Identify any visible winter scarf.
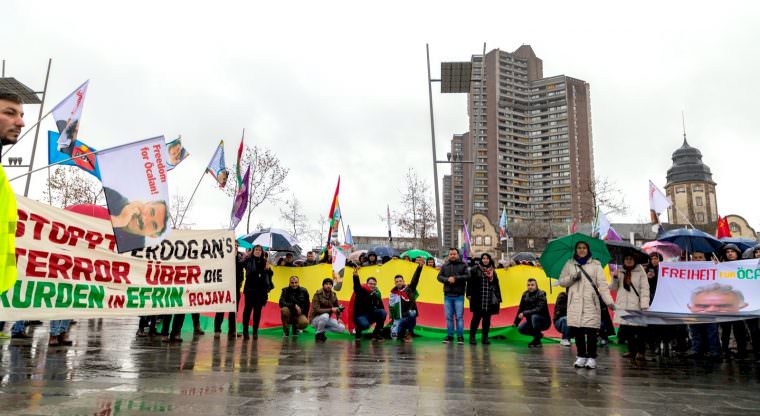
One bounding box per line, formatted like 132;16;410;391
480;264;495;281
574;252;592;265
622;264;635;291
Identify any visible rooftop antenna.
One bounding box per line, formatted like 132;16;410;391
681;110;688;145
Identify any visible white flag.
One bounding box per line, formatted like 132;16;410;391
52;80;89;154
331;247;347;275
649;180;671;223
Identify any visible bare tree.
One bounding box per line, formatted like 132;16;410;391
224;145;289;233
43;166;104;208
386;169;437;248
279;193;310;241
168;193;195;230
587;176;628;216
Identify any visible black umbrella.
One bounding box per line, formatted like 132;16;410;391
604;240;650;265
370;246;399;258
720;237;757;252
658;228;724;254
512;252;538;264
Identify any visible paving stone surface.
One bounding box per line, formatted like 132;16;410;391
1;318;758;415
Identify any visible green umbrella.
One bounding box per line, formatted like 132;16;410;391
539;233;612;279
400;249;434;260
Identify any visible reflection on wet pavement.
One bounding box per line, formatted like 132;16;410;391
1;318;759;415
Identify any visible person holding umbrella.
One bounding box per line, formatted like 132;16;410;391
559;241;615;370
610;254;650;361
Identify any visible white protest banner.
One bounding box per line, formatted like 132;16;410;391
649;260;760;316
98;136;171;253
0;196;236;321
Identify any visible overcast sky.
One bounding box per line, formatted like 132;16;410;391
4;0;760;247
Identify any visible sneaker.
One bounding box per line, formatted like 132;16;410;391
528;339;541;348
457;336;465;345
585;358;597;369
403;333;413;343
442;336;453;344
573;357;587;368
560;339;571;347
482;338;491;345
599;339;608;347
315;333;327;343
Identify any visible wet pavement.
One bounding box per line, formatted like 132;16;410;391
1;318;759;415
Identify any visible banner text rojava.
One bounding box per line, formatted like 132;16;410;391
0;196;236;320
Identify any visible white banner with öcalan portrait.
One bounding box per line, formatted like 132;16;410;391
98;136;171;253
0;196;236;321
620;260;760;324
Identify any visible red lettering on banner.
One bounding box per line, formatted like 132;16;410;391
26;250;48;277
72;257;94;281
16;209;27;237
48;253;73;279
67;226;86;247
94;260;112;282
29;213;50;240
187;266;201;284
112;262;131;284
84;231;104;250
188;293;196;306
49;221;69;244
16;249;131;284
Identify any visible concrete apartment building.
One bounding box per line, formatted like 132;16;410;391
444;45;595;248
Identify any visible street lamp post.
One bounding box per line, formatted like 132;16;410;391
425;44;474;256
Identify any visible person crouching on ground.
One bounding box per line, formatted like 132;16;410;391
279;276;310;337
467;253;502;345
559;241;615;370
351;268;387;344
389;264;423;342
553;291;571;346
610;254;650;361
514;278;551;347
310;278;345;342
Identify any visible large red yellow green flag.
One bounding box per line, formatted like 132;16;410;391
0;165;17;294
324;176;340;248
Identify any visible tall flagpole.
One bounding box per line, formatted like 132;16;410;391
24;59;52;197
229;128;245;230
177;168;206;228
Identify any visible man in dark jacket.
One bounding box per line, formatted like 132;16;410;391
553;291;571;346
279;276;310;336
302;251;318;266
214;244;248;338
390;264;423;342
514;278;551;347
436;248;469;344
352;270;387;343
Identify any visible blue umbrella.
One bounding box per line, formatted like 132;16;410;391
658;228;723;254
719;237;757;252
239;228;299;252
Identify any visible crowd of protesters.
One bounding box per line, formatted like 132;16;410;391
4;90;760;371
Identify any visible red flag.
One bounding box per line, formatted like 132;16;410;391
716;216;732;239
571;221;577;233
235;133;244;188
325;177;340;249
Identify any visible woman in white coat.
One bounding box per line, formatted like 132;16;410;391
610;255;650;361
559;241;615;369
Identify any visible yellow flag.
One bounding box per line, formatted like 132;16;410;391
0;165;17;294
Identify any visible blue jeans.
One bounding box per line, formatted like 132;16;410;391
689;323;720;355
50;320;71;337
444;295;464;337
518;314;550;340
391;310;417;338
354;308;387;335
11;320;25;335
554;317;570;340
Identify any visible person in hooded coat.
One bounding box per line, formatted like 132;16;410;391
610;254;650;360
719;243;749;359
559;241;615;370
466;253;502;345
241;245;274;340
